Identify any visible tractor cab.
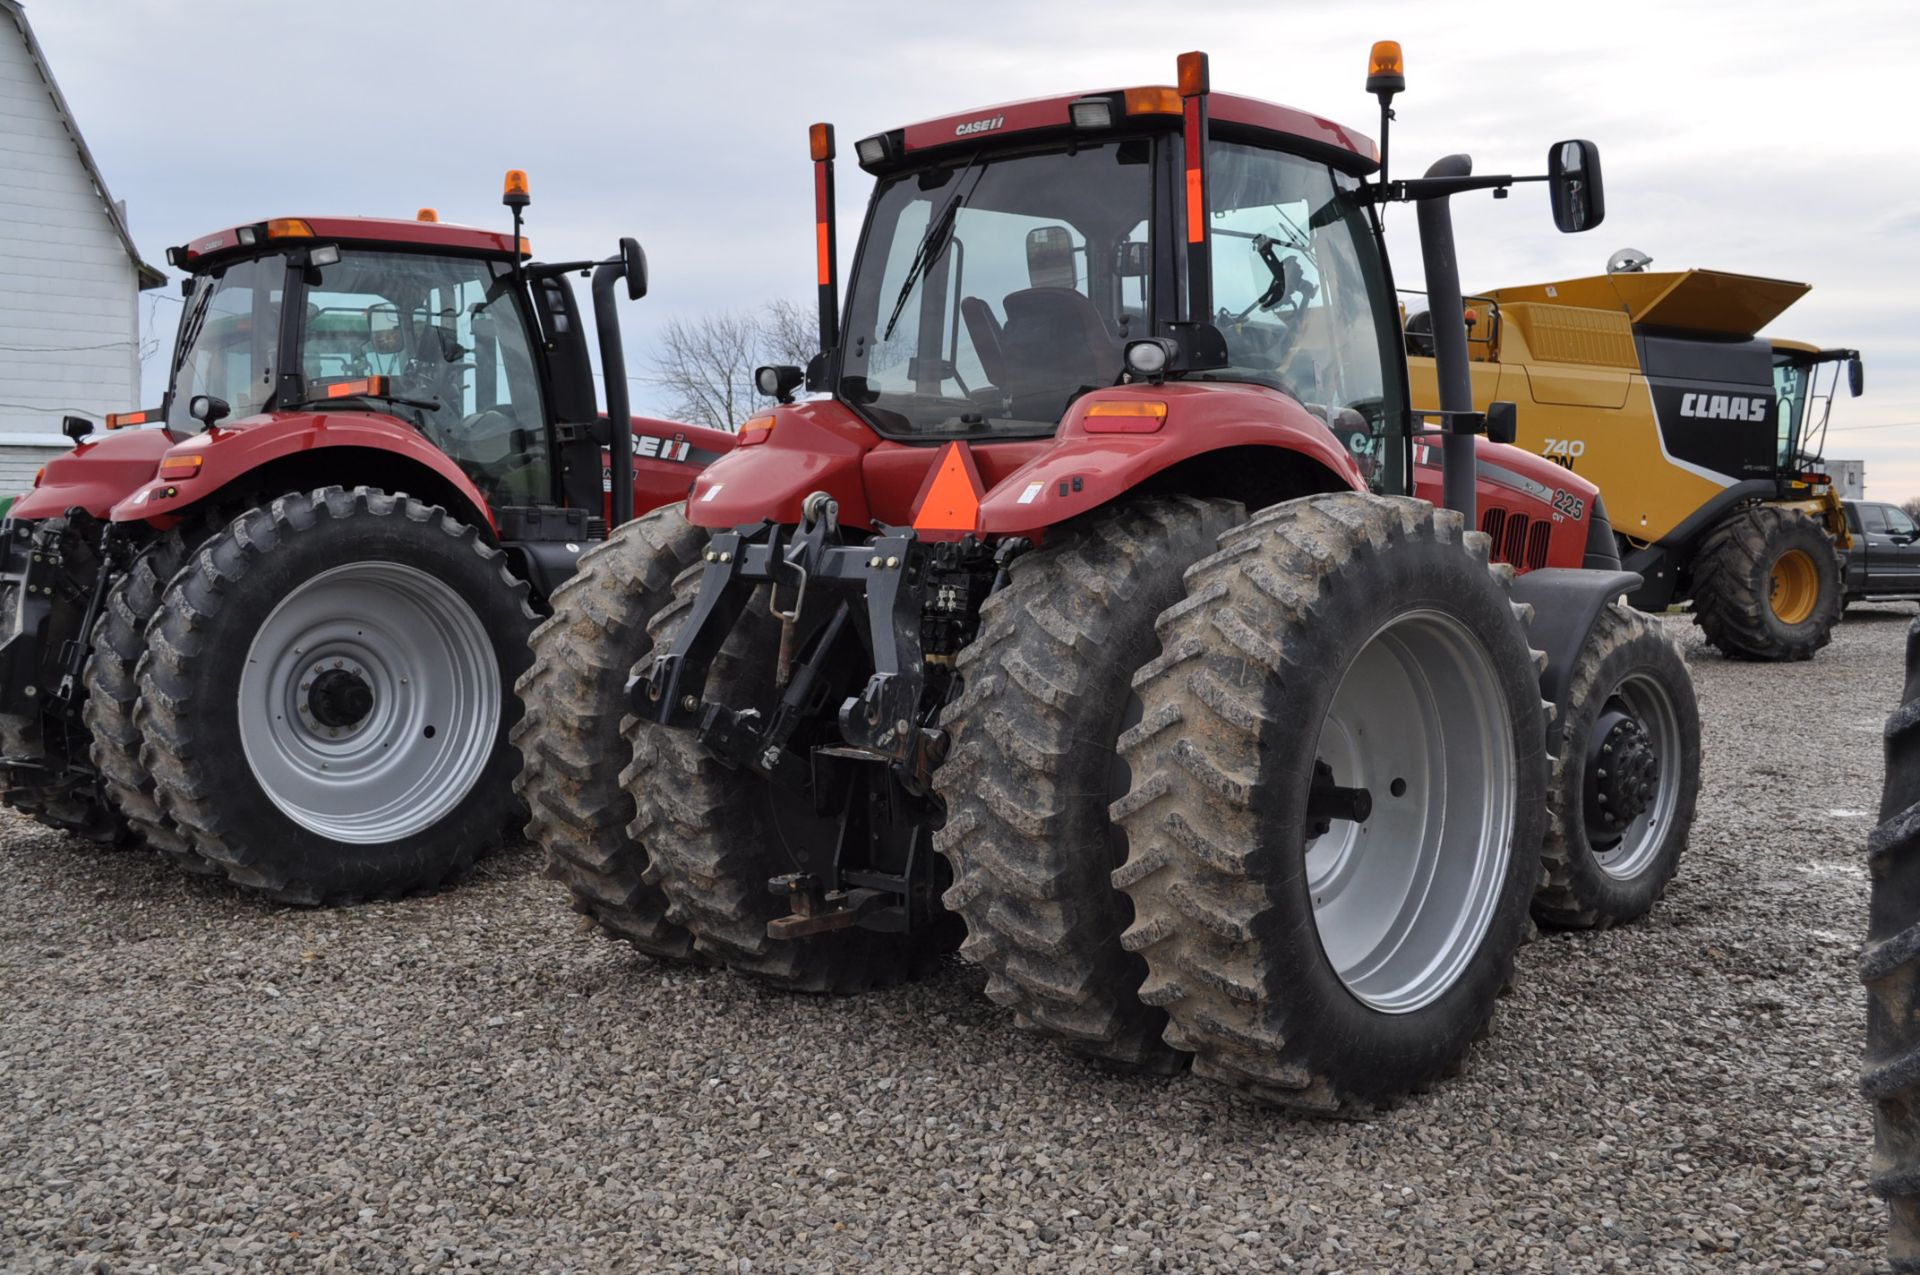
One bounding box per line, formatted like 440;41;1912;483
156;203;620;527
1773;340;1864;480
165;222;554;508
832;99;1397;479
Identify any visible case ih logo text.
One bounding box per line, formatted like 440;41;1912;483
955;115;1005;136
1679;393;1769;422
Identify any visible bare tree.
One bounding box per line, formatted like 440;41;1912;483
1902;497;1920;523
647;300;818;432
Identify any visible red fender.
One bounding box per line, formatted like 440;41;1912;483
976;383;1366;535
11;428;177;521
107;411;497;529
689;400;878;530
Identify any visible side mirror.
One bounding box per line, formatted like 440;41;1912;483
1548;139;1605;234
755;364;804;404
1849;355;1865;398
60;414;93;444
1484;400;1518;445
620;237;648;301
190;394;230;427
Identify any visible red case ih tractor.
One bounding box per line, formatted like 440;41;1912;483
0;176;729;903
518;46;1703;1111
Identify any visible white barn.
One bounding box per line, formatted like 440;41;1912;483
0;0;162;495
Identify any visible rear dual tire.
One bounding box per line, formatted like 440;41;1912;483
1111;493;1548;1114
138;487;536;904
933;496;1243;1072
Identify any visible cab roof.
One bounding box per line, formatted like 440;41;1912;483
171;216;524;269
872;86;1379;175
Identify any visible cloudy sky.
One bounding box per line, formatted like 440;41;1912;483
32;0;1920;496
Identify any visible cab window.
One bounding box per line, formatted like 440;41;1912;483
165;255;283;433
299;250;550;505
1198;139;1402;484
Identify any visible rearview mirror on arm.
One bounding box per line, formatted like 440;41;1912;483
621;237;648;301
1548;140;1605;233
1850;355;1865;398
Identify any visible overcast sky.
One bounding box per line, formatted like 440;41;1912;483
32;0;1920;497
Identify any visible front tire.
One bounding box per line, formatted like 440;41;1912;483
138;487;537;904
1536;605;1701;928
934;496;1242;1073
1112;493;1548;1115
1690;505;1841;661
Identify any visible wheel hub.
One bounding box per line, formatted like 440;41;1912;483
304;664;374;731
1584;708;1659;839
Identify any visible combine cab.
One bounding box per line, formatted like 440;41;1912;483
0;177;730;902
1407;266;1864;660
518;46;1703;1111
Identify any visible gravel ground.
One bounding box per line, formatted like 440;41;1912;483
0;607;1908;1274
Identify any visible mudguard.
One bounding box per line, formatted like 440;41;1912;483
689;400;878;529
106;411;497;530
976;383;1363;535
10;429;175;521
1511;567;1643;725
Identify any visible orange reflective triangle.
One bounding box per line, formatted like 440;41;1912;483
911;441;984;533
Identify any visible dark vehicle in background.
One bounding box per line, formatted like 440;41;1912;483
1843;501;1920;609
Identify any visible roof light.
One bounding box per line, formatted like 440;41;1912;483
809;123;834;162
236;227;258;246
309;244;340;268
502;168;530;208
517;236;532;258
855;135;887;166
322;375;391;400
266;218;313;239
1070;98;1114;129
1177;51;1210;97
1084;400;1168;433
1367;40;1406;99
417;207;439;222
1123;86;1182;116
31;465;43;488
104;409;153;430
158;454;204;480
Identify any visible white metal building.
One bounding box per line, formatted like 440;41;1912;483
0;0;162;495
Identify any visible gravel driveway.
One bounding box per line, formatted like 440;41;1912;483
0;608;1904;1273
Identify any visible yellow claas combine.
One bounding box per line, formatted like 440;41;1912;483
1408;265;1863;661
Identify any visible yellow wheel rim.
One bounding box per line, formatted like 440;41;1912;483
1769;548;1820;625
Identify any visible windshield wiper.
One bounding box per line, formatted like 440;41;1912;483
167;287;215;388
881;155;986;342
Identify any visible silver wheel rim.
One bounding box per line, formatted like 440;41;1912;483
1592;673;1682;881
1306;610;1515;1014
236;562;497;844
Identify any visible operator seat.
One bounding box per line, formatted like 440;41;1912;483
996;287;1123;412
960;297;1010;388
